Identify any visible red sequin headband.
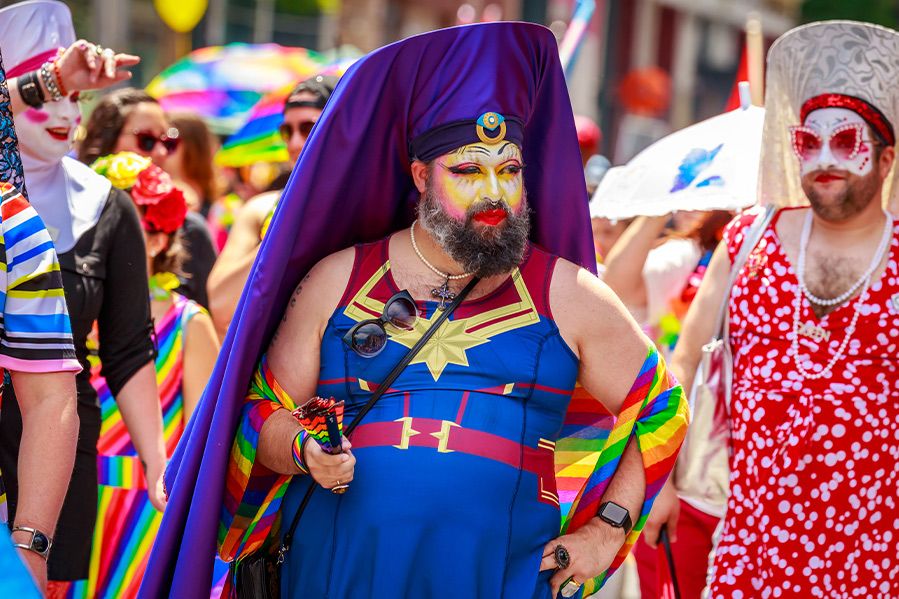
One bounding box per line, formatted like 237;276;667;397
800;93;895;147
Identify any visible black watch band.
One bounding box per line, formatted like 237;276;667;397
11;526;53;559
17;70;46;108
598;501;633;535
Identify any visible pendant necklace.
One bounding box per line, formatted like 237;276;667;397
791;209;893;380
410;220;472;309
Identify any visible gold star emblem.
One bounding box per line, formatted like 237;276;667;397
342;261;541;382
390;312;489;381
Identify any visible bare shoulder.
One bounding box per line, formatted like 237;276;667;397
184;309;219;347
549;257;644;359
241;190;280;218
270;246;357;350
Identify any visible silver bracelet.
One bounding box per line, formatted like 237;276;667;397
39;62;62;102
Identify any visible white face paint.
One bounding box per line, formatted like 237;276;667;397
799;107;876;177
16;96;82;166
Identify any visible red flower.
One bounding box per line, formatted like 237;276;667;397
142;186;187;234
132;164;174;206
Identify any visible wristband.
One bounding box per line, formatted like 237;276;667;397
17;71;45;108
52;60;67;97
11;526;53;560
291;430;309;475
40;63;62;101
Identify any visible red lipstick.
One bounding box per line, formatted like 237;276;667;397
46;127;70;141
814;173;844;183
473;208;507;226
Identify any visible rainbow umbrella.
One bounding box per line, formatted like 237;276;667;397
146;43;326;135
215;48;359;167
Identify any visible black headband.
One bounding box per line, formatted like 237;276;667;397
410;112;524;162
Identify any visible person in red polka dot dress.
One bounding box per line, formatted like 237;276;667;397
656;20;899;599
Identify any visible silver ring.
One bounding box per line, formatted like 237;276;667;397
560;577;581;598
94;44;104;56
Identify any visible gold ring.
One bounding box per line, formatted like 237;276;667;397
94;45;104;56
331;480;349;494
560;577;581;598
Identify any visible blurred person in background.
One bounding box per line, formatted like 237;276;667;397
591;216;631;276
71;152;219;598
79;89;217;309
164;111;221;216
207;74;337;338
602;210;732;357
0;2;166;595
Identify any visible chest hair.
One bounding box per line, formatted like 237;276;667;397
803;251;866;318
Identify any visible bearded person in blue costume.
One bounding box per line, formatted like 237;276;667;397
142;22;688;599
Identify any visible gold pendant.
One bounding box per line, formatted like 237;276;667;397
796;321;831;343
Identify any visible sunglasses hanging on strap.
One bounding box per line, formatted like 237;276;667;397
231;276;480;599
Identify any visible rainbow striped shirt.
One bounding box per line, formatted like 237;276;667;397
0;182;79;375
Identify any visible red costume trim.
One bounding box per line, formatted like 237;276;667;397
801;93;895;146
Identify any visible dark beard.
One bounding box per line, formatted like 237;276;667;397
802;168;881;222
417;186;531;278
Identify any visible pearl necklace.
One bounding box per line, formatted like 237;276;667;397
797;210;894;306
791;210;893;380
409;220;472;309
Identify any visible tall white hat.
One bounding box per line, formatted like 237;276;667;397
0;0;75;76
759;20;899;210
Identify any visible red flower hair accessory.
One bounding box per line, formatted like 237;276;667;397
132;166;187;234
131;163;174;206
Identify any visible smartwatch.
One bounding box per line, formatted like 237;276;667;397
598;501;633;534
11;526;53;559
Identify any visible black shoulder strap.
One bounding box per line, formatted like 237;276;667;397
279;276;481;556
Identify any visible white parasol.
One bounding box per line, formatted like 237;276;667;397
591;88;764;219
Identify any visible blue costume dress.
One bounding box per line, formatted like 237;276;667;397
280;239;577;598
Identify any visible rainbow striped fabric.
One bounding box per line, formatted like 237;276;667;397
65;294;204;599
0;182;78;375
218;355;297;563
561;345;688;594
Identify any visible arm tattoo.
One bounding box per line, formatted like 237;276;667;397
272;273;311;343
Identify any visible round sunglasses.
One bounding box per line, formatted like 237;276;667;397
342;290;418;357
279;120;316;141
133;128;180;154
789;122;881;163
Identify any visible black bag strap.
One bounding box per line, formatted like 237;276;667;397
658;525;682;599
279;276;481;557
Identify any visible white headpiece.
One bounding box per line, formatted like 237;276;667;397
0;0;75;75
759;20;899;210
0;0;110;254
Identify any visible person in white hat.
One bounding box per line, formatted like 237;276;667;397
655;20;899;598
0;1;167;593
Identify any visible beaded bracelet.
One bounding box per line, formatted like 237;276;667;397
39;63;62;101
52;60;67;97
291;430;310;475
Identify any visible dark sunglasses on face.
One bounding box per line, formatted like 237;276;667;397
342;290;419;357
279;120;316;141
133;128;180;154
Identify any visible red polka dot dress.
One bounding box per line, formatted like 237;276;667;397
709;207;899;599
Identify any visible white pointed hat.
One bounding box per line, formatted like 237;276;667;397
759;20;899;210
0;0;75;76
